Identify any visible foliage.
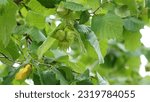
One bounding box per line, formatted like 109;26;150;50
0;0;150;85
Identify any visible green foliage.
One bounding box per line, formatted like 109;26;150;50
0;0;18;46
91;13;123;39
0;0;150;85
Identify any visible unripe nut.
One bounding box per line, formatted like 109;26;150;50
57;6;69;16
55;30;66;41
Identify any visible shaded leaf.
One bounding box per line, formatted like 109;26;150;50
52;68;68;85
146;0;150;8
123;17;144;32
33;72;41;85
37;0;62;8
0;39;20;61
58;66;74;82
41;70;60;85
79;10;90;24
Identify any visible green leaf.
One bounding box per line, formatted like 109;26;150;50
52;68;68;85
67;61;86;73
99;39;108;57
37;36;56;59
123;0;137;14
13;26;46;43
58;66;74;82
75;24;104;64
37;0;62;8
2;66;20;85
41;70;60;85
115;5;130;18
114;0;137;14
0;0;8;5
13;25;29;35
66;0;87;5
123;17;144;32
28;0;55;16
75;69;93;85
96;72;109;85
28;27;46;43
33;72;41;85
87;31;104;63
26;11;45;29
79;10;90;24
0;64;8;77
146;0;150;8
140;76;150;85
123;31;141;51
4;39;20;60
126;56;141;69
28;0;47;14
64;2;87;11
0;0;18;46
0;39;20;61
91;13;123;39
86;0;100;10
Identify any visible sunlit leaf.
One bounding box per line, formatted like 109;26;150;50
37;36;56;59
123;31;141;51
26;11;45;29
